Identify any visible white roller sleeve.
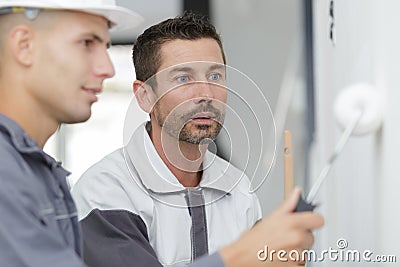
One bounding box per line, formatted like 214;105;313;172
334;84;385;135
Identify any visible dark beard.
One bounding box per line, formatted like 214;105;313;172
156;102;225;144
178;121;223;144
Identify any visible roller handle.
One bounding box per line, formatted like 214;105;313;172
294;195;316;212
283;130;316;212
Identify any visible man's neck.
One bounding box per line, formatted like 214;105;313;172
148;122;208;188
0;93;58;148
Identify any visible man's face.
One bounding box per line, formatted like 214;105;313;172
150;38;228;144
28;11;114;124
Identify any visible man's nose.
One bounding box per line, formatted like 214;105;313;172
94;49;115;79
192;81;214;104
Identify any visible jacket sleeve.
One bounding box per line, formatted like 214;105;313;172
80;208;226;267
0;176;85;267
80;208;162;267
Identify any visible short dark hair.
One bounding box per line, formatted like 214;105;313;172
132;12;226;82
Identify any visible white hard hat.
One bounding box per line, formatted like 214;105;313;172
0;0;143;31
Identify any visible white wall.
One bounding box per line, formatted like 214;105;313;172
313;0;399;265
374;0;400;259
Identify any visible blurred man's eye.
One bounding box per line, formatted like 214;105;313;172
80;39;94;47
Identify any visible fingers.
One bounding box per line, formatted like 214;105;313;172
275;187;302;215
274;186;324;232
283;212;324;249
287;248;307;266
277;224;316;250
297;229;315;250
292;212;325;230
221;190;325;267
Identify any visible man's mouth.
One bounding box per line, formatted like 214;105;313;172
82;87;102;102
190;112;217;124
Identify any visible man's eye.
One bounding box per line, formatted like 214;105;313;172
81;39;94;47
177;76;190;83
209;73;221;81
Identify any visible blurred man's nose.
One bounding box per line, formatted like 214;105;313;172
94;50;115;79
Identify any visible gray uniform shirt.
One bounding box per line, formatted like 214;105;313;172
0;113;84;267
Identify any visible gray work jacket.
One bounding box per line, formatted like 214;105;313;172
0;113;85;267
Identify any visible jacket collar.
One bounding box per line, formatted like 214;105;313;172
125;122;242;195
0;113;69;171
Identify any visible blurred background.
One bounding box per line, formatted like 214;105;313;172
45;0;399;266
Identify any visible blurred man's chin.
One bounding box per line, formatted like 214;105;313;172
63;111;92;124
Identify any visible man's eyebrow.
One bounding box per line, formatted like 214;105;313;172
168;64;226;74
208;64;226;72
89;33;111;48
168;66;194;74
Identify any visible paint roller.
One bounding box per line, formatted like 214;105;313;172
284;83;385;212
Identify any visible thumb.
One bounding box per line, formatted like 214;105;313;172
275;187;301;214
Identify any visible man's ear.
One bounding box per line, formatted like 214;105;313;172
9;25;35;66
133;80;156;113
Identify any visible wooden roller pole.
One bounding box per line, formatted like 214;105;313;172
283;130;294;199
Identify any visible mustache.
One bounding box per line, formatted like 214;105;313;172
183;103;225;121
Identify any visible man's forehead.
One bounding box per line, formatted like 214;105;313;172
166;62;226;74
55;10;111;37
158;39;224;68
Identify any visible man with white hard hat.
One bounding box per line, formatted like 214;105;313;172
0;0;141;266
0;1;323;266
